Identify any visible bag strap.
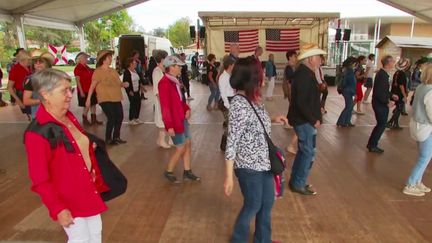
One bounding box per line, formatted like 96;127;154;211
236;94;274;145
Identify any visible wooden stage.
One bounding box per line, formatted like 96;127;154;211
0;82;431;243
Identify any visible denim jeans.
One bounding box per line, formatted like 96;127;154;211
289;123;317;189
232;169;274;243
208;83;220;106
407;134;432;186
337;91;354;126
367;103;389;148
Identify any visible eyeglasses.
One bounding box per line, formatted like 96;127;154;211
60;87;75;95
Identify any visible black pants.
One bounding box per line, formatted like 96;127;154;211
321;88;328;108
100;102;123;141
388;99;404;127
127;92;141;121
183;79;190;98
367;103;389;148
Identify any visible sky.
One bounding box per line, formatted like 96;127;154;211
127;0;410;32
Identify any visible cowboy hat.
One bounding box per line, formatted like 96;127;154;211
96;50;114;63
163;55;186;67
297;43;326;60
396;58;411;71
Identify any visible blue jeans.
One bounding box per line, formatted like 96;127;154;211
337;91;354;126
171;120;191;146
289;123;317;189
232;169;274;243
407;134;432;186
208;83;220;106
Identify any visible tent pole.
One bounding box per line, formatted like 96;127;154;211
410;18;415;38
14;15;26;49
77;24;86;52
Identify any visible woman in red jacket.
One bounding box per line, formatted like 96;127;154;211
24;69;109;242
158;56;200;183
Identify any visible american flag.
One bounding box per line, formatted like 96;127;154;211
224;29;259;53
265;29;300;52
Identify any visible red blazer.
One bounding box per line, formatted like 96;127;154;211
158;74;190;133
24;105;108;220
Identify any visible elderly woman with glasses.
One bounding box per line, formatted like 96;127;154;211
24;69;109;243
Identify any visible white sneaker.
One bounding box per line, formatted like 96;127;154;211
134;119;144;124
129;120;138;125
416;182;431;193
403;185;426;196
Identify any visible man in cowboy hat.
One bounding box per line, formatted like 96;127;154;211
287;43;325;195
387;57;411;129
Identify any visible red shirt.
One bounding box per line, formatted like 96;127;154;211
74;63;94;93
158;75;190;133
24;105;108;220
9;63;31;91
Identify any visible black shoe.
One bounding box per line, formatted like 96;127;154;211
183;170;201;181
164;171;181;184
114;138;127;144
290;186;317;195
347;123;355;127
368;147;384;153
106;139;119;145
390;125;403;130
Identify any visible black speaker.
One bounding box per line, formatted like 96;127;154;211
343;29;351;41
335;28;342;41
199;26;205;39
189;26;196;39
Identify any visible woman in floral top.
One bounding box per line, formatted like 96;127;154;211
224;57;287;243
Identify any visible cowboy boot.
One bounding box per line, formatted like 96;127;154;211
82;115;91;126
91;114;103;125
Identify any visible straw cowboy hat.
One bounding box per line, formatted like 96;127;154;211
29;49;55;67
396;57;411;71
96;50;114;63
297;43;326;60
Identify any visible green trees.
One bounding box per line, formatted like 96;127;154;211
84;10;134;53
166;17;191;48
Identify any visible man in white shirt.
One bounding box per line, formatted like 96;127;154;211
363;54;376;103
218;55;236;151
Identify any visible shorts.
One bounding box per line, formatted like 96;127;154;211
171;120;191;146
364;78;373;88
78;92;97;107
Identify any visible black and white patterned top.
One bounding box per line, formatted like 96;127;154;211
225;95;271;171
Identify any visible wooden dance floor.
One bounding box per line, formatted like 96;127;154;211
0;82;431;243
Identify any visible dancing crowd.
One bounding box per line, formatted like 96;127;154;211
0;42;429;243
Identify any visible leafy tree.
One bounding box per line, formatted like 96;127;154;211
152;27;166;38
0;22;18;63
84;10;134;54
166;17;191;48
25;26;74;47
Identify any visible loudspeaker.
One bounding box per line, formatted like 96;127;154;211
343;29;351;41
199;26;206;39
335;28;342;41
189;26;196;39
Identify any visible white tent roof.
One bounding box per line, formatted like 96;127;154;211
0;0;149;30
378;0;432;23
